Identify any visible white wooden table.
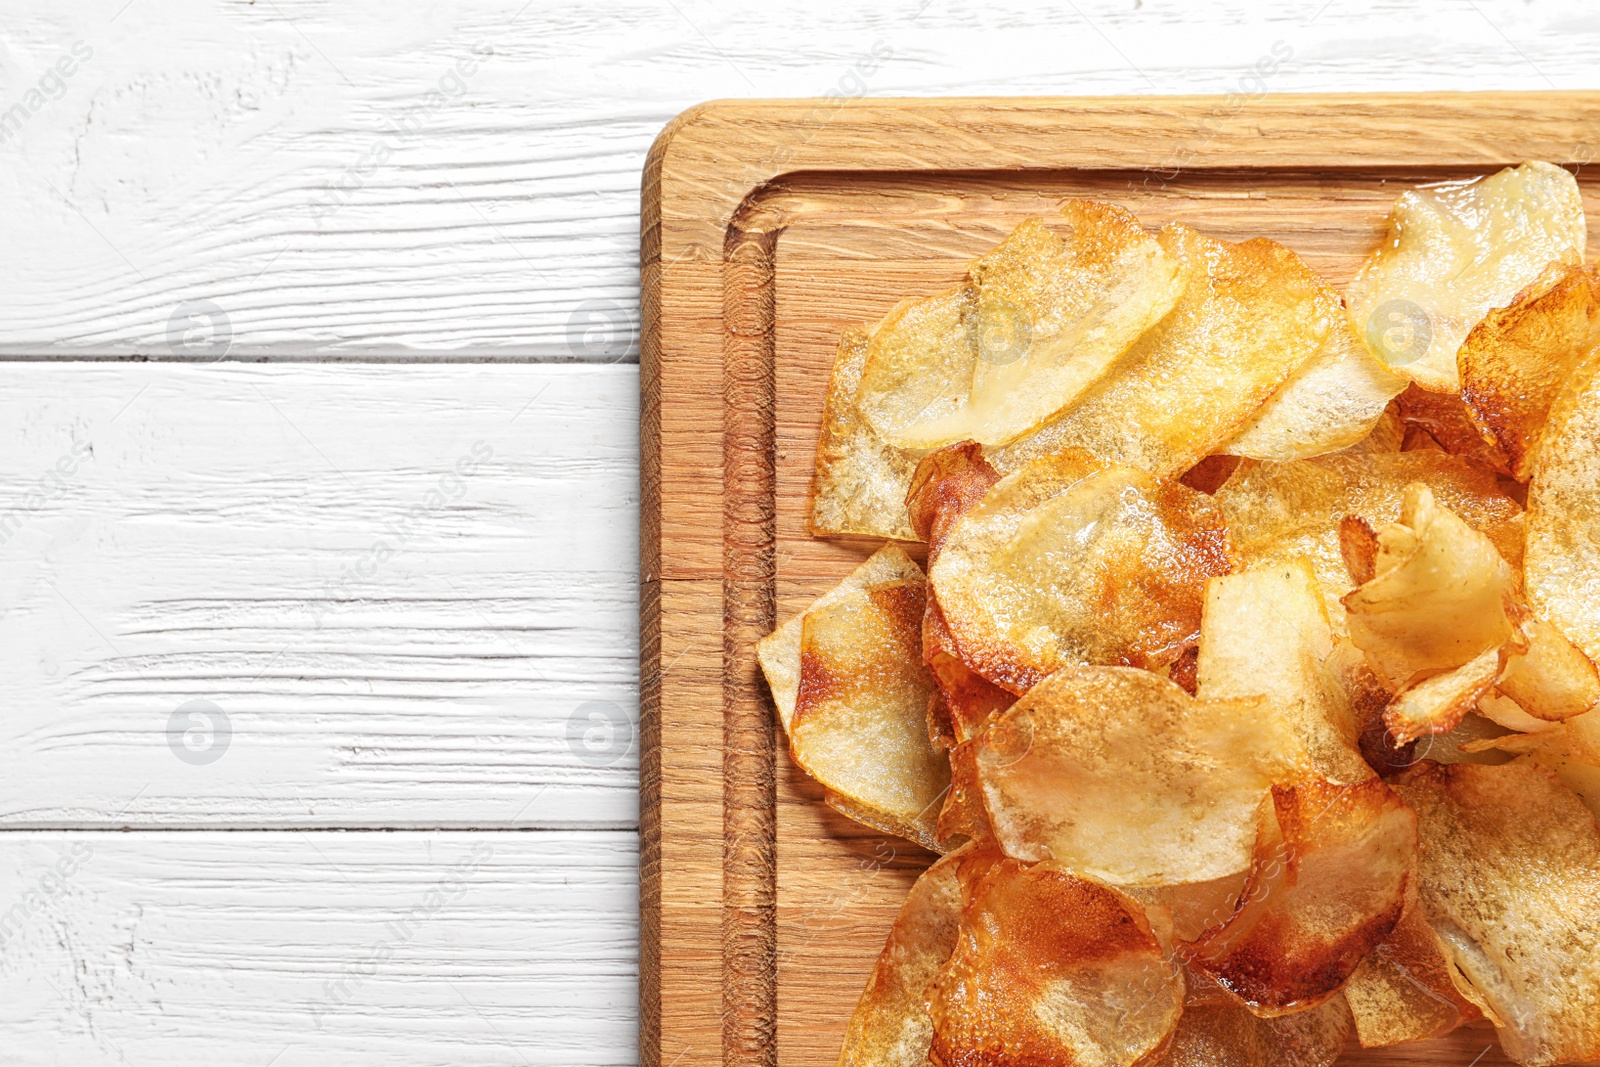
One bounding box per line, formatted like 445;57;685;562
0;1;1594;1062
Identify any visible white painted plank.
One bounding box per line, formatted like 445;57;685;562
0;829;638;1066
0;0;1596;358
0;362;640;828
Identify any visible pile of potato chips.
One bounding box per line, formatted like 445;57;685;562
761;162;1600;1067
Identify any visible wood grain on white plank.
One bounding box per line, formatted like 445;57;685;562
0;830;638;1066
0;362;640;828
1;0;1598;358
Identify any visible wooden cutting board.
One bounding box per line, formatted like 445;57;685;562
640;93;1600;1067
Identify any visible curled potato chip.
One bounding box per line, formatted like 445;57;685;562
1497;605;1600;724
1391;760;1600;1067
759;545;925;733
1342;484;1516;689
930;450;1232;694
929;852;1183;1067
991;223;1335;479
1460;262;1600;480
1344;881;1480;1048
858;203;1185;451
1383;644;1504;746
1215;450;1523;635
1153;972;1353;1067
1224;316;1405;462
1197;558;1373;784
1182;778;1414;1016
975;666;1307;885
1526;351;1600;665
837;852;962;1067
1346;161;1587;391
793;580;950;849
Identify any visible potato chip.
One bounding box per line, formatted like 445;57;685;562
1526;350;1600;664
975;666;1308;885
1214;450;1523;635
1153;972;1353;1067
990;223;1335;479
1224;317;1405;462
793;580;950;849
1342;484;1516;688
1340;401;1406;456
838;852;963;1067
1497;605;1600;724
1467;709;1600;819
1344;881;1480;1048
1460;262;1600;480
857;202;1185;451
929;852;1183;1067
1338;515;1379;586
931;450;1232;694
810;327;926;540
1125;874;1249;947
1197;558;1373;783
758;544;925;734
1391;760;1600;1067
1394;383;1513;475
935;742;992;852
1383;644;1504;746
1182;779;1414;1015
1346;161;1587;391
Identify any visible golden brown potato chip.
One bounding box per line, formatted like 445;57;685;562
975;666;1308;884
1339;515;1380;586
1460;262;1600;480
758;544;925;733
1346;161;1587;391
931;450;1232;694
935;742;991;852
793;580;950;849
1526;351;1600;665
1197;558;1373;784
1391;760;1600;1067
810;326;926;540
1215;450;1523;636
1497;604;1600;724
1383;644;1504;745
990;223;1335;479
857;202;1185;451
929;853;1183;1067
1224;317;1405;462
1182;778;1414;1015
1153;972;1353;1067
838;852;962;1067
1125;873;1249;947
1342;484;1516;689
1344;881;1480;1047
1394;382;1513;475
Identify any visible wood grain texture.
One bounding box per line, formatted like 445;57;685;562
641;94;1600;1067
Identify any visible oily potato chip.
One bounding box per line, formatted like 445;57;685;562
1197;558;1373;784
930;450;1232;694
837;852;962;1067
1526;350;1600;664
1344;881;1481;1048
1215;450;1523;635
991;223;1335;479
1460;262;1600;480
1125;874;1250;948
857;202;1185;451
1342;484;1517;688
935;742;992;852
758;544;925;733
1394;383;1513;476
1223;317;1406;462
1151;982;1352;1067
975;666;1308;885
1391;760;1600;1067
1382;644;1504;746
929;853;1183;1067
1346;161;1587;391
793;580;951;849
1182;779;1414;1016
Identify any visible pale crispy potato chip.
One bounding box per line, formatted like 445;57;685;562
758;544;925;733
1182;779;1414;1015
1476;691;1558;735
975;666;1308;885
837;852;962;1067
990;223;1335;479
810;326;926;540
1383;643;1503;747
1391;760;1600;1067
1497;605;1600;724
1467;709;1600;819
1215;451;1523;636
857;202;1185;451
1339;401;1406;456
1344;881;1480;1048
929;852;1183;1067
793;580;950;849
1342;484;1516;689
1460;262;1600;480
1526;350;1600;665
1224;317;1405;462
1197;558;1373;784
1346;161;1587;391
1394;383;1513;475
931;450;1232;694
